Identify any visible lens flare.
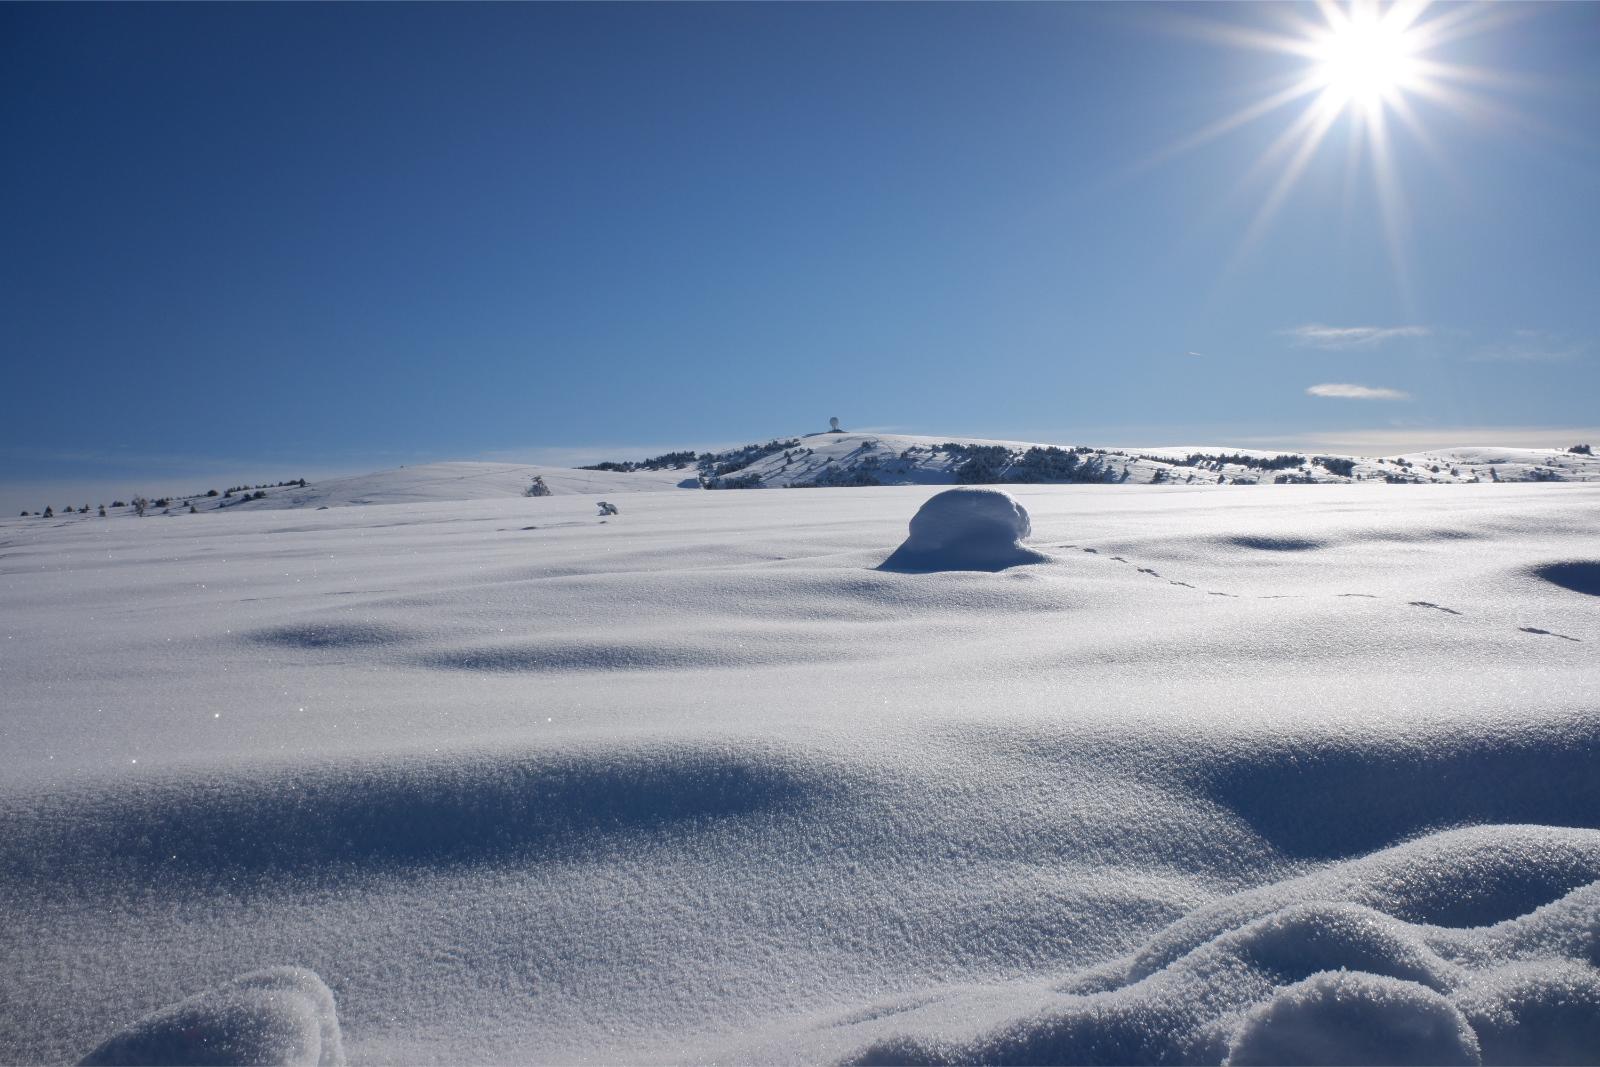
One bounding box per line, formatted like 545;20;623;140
1147;0;1525;296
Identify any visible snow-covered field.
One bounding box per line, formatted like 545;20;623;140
3;481;1598;1064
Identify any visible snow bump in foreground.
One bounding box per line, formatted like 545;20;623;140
78;968;344;1067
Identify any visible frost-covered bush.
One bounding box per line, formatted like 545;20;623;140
705;473;764;490
799;467;881;488
1316;456;1357;477
704;438;801;477
939;444;1010;484
1009;446;1085;482
1186;452;1306;472
524;476;552;498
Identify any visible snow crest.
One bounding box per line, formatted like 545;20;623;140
848;826;1600;1066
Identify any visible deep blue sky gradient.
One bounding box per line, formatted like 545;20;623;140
4;3;1598;506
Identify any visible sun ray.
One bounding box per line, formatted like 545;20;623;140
1132;72;1327;173
1363;101;1417;312
1151;0;1552;295
1232;93;1344;264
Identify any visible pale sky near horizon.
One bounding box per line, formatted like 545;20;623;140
4;2;1598;510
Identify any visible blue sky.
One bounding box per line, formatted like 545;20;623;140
3;2;1597;509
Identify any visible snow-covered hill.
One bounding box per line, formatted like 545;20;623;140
699;431;1600;489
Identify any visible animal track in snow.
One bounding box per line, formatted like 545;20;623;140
1519;627;1580;642
1071;548;1583;648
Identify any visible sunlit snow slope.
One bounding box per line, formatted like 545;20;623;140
712;431;1600;488
229;461;689;510
2;483;1597;1064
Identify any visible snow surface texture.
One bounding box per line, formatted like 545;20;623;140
880;487;1048;572
79;968;343;1067
2;480;1598;1064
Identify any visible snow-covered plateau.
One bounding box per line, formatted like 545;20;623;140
3;472;1599;1065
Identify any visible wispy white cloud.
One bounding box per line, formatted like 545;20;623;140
1307;383;1411;400
1283;324;1431;348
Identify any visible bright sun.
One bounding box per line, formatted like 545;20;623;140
1312;9;1421;111
1157;0;1515;287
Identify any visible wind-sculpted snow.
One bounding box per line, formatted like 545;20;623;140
880;487;1049;572
2;744;826;888
1196;716;1600;864
79;968;344;1067
1;483;1596;1064
845;827;1600;1066
1225;971;1482;1066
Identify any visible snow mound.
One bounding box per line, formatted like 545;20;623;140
79;967;343;1066
1456;961;1600;1065
879;487;1048;572
846;825;1600;1066
1225;971;1481;1066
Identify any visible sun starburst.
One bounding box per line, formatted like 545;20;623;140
1157;0;1521;298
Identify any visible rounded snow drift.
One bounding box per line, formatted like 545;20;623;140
80;967;345;1067
1226;970;1480;1067
879;487;1047;573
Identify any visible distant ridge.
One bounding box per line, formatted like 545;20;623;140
50;433;1598;518
601;431;1600;491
